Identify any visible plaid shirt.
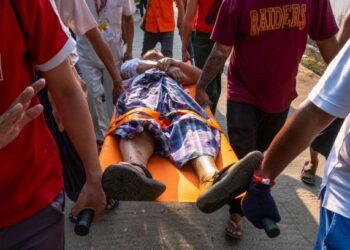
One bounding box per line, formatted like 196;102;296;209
115;68;220;167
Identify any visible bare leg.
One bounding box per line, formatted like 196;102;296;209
120;131;155;167
226;213;244;239
190;156;218;193
301;148;319;185
102;131;165;201
309;148;319;172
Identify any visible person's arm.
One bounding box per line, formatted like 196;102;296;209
0;80;45;149
174;61;201;83
195;42;232;105
122;14;135;61
242;38;350;230
260;101;335;180
316;18;350;68
85;27;123;98
175;0;185;35
136;60;158;73
181;0;197;62
317;36;339;64
42;59;107;217
130;57;201;83
158;57;201;83
337;10;350;48
241;101;335;229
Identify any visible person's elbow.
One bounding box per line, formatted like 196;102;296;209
298;100;336;131
43;59;83;99
316;36;339;64
123;15;134;24
85;27;104;45
213;42;232;58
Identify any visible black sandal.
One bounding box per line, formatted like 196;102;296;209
301;161;316;185
196;151;263;213
102;162;166;201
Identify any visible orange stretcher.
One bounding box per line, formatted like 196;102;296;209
99;85;239;202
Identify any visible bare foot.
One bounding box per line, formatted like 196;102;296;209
226;213;244;239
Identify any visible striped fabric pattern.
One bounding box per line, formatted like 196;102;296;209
115;69;221;167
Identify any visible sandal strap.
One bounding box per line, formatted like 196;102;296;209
212;162;236;185
130;162;153;179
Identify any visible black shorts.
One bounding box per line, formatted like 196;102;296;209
311;118;344;158
38;88;85;201
226;100;289;159
226;101;289;215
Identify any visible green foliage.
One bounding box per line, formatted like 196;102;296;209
301;56;326;76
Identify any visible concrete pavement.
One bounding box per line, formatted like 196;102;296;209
65;13;324;250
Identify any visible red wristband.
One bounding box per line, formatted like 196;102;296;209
252;170;276;187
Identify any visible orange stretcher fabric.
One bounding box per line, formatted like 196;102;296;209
99;85;239;202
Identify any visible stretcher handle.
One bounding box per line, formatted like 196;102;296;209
262;217;280;238
74;209;94;236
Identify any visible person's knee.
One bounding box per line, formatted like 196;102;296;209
227;126;257;159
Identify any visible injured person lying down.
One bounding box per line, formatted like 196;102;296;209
102;50;261;212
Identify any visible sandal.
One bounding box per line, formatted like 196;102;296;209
301;161;316;185
102;162;166;201
226;213;244;239
196;151;263;213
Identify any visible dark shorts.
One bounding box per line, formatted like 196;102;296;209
38;88;85;202
0;191;64;250
142;31;174;57
226;101;289;215
226;100;289;159
311;118;344;158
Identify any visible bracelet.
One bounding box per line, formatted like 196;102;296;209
252;170;276;187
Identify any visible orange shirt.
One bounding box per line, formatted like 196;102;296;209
196;0;217;34
145;0;175;33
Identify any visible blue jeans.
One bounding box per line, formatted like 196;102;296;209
314;188;350;250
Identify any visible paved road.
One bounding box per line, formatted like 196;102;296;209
65;12;324;250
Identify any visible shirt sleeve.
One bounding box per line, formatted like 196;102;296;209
210;0;240;46
13;0;76;72
309;0;338;41
121;58;140;79
62;0;98;36
123;0;136;16
308;40;350;118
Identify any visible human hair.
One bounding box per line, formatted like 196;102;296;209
142;49;164;61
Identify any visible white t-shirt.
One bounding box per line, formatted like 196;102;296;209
54;0;97;36
54;0;98;64
308;39;350;219
77;0;136;66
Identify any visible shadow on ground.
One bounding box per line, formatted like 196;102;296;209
65;174;320;250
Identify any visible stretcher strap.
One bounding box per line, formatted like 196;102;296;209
107;107;222;135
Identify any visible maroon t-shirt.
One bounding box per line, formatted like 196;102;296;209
211;0;338;112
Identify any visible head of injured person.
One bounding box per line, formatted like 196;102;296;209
142;49;164;61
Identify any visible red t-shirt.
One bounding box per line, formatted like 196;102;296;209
211;0;339;112
196;0;221;33
0;0;75;227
